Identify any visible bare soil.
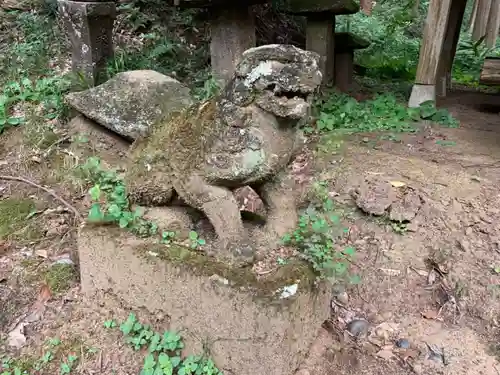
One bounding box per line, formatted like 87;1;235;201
1;89;500;374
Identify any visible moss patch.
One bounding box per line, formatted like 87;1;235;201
0;198;35;239
134;240;318;301
43;263;78;295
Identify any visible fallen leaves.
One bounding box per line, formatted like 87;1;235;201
7;322;28;348
6;283;52;349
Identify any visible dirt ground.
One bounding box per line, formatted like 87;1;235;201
2;89;500;374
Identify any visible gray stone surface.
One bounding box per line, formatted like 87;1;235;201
58;0;116;86
65;70;193;140
78;227;331;375
409;84;436;108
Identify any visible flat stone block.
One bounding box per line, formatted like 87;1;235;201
78;226;331;375
283;0;359;15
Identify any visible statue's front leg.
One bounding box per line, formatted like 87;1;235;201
257;173;299;241
175;174;254;265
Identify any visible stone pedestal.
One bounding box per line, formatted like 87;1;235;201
210;6;256;87
58;0;116;86
78;226;331;375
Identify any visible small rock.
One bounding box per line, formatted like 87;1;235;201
335;291;349;306
279;284;298;299
233;186;266;218
347;319;370;337
352;178;395;216
209;274;229;285
411;363;423;374
389;189;422;222
375;327;389;341
396;338;410;349
332;285;349;305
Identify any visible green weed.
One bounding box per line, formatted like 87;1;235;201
80;157;158;237
0;76;70;134
312;91;458;135
282;181;359;283
80;157;205;249
188;231;206;250
111;313;223;375
1;337;78;375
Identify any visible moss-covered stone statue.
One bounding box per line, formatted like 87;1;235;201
125;44;322;266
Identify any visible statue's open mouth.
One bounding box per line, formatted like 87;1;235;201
266;83;310;102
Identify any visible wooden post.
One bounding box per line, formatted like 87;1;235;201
485;0;500;48
408;0;453;107
472;0;493;41
436;0;468;97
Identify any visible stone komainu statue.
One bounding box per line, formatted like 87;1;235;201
125;44;322;265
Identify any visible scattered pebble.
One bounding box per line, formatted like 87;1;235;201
375;327;389;341
334;291;349;306
411;363;423;374
396;338;410;349
347;319;370;337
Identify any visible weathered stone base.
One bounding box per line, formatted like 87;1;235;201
78;226;331;375
408;83;436;107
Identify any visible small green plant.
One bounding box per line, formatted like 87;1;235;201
277;257;288;266
188;231;206;249
117;313;222;375
1;336;70;375
391;221;408;235
59;354;78;374
161;231;176;245
313;91;458;135
282;181;359;283
81;157;158;237
0;76;70;134
104;319;117;328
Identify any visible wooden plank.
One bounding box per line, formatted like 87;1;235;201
480;57;500;85
472;0;493;41
415;0;453;85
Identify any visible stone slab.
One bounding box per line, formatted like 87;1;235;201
78;226;331;375
283;0;359;16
